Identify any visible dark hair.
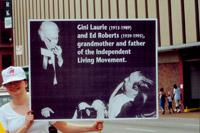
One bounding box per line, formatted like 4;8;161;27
174;84;177;89
160;88;164;92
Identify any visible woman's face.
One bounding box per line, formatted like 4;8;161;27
43;30;59;51
39;22;59;51
5;80;27;97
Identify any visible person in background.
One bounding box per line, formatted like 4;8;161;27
159;88;166;115
173;84;182;113
167;91;174;113
0;66;103;133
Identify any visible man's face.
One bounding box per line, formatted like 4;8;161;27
124;77;139;97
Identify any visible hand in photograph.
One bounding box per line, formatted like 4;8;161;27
41;107;55;118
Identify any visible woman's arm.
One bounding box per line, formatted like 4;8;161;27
53;120;103;133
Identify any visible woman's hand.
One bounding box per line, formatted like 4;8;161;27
53;45;62;57
25;110;34;129
91;120;104;131
15;111;34;133
41;107;54;118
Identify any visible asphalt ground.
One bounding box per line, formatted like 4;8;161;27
72;114;199;133
63;111;200;133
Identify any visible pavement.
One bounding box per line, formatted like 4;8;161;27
159;110;200;118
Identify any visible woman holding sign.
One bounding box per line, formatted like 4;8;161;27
0;66;103;133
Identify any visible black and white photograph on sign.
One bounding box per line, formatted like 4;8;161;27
29;20;157;120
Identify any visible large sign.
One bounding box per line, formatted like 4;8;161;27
29;19;157;120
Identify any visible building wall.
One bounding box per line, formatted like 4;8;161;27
158;62;180;110
0;0;14;83
158;62;180;93
158;51;180;110
158;51;179;64
0;48;14;84
158;51;180;89
11;0;199;66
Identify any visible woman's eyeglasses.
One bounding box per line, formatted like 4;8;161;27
5;80;22;88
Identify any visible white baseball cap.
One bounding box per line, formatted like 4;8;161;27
2;66;26;85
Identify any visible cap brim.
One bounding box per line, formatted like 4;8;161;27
2;77;26;85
